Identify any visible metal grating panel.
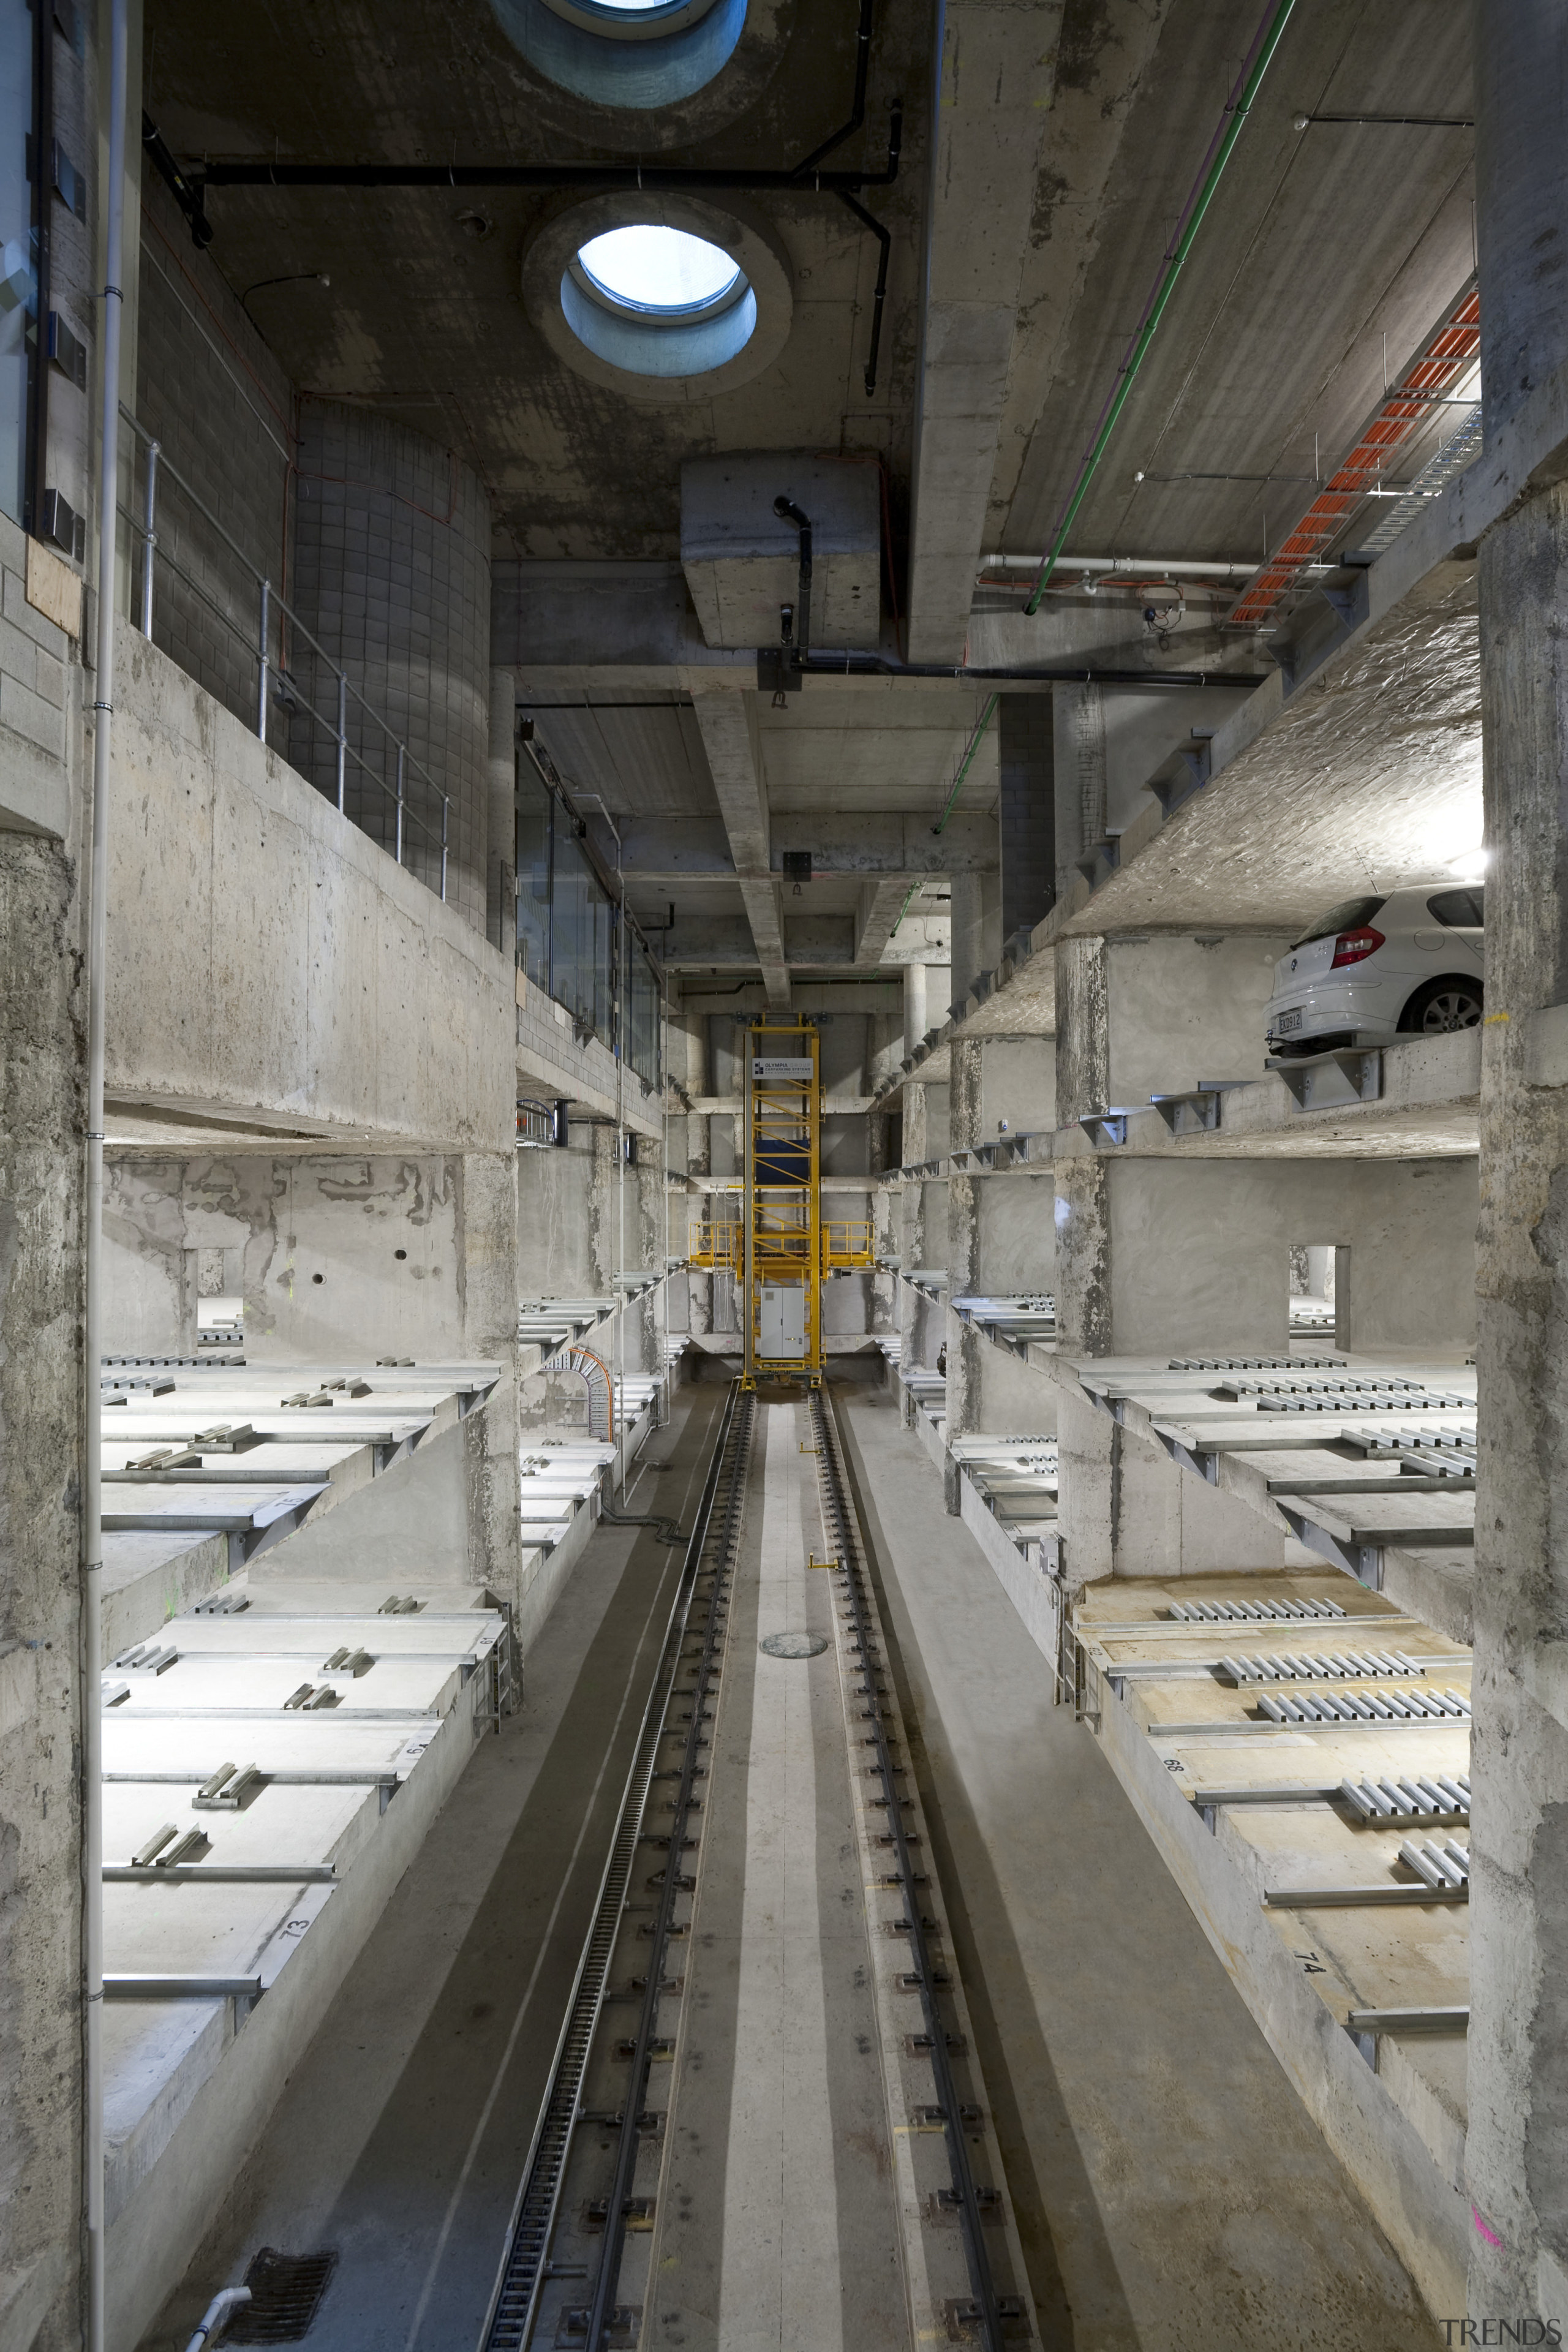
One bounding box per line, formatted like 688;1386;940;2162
228;2249;338;2342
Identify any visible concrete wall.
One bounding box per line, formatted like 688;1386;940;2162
1105;933;1292;1100
978;1035;1055;1137
101;1152;522;1608
1099;1155;1477;1358
976;1175;1056;1295
107;625;515;1150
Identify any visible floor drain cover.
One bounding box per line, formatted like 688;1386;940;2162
228;2248;338;2342
760;1632;828;1659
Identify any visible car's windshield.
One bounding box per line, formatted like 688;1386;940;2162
1290;895;1386;949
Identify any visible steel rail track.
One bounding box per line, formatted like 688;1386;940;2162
810;1385;1009;2352
477;1382;754;2352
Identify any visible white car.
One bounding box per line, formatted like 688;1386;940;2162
1266;884;1484;1057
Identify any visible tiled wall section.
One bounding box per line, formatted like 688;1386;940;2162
999;693;1055;940
134;176;295;730
288;403;492;938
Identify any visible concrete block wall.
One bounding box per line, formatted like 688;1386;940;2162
133;175;295;731
0;515;75;836
289;403;492;937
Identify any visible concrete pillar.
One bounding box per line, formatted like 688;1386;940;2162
1467;14;1568;2299
903;960;927;1059
288;402;492;937
0;834;86;2351
949;874;984;1009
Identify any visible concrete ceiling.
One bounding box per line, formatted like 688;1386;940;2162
145;0;1480;1006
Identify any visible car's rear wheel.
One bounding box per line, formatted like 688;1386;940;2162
1400;976;1484;1034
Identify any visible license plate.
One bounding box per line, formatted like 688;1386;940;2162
1277;1009;1302;1035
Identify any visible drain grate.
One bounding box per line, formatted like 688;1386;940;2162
228;2249;338;2342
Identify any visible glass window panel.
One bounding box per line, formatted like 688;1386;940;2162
0;0;37;527
514;766;552;989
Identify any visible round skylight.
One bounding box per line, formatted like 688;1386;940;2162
576;225;741;317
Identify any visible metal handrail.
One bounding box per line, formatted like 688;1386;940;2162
119;405;453;901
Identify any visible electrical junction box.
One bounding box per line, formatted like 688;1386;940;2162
759;1285;806;1360
680;455;881;651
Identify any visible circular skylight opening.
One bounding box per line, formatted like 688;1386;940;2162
576;225;741;317
525;195;791;401
562;221;755;377
491;0;747;109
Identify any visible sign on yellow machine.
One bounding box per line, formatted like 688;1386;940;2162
687;1020;872;1388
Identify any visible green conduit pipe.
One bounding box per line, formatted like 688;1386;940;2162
932;692;1000;836
1024;0;1297;615
889;880;918;939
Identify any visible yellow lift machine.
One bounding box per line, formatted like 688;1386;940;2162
689;1020;873;1387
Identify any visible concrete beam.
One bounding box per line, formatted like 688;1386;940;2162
606;809;998;884
691;692;790;1008
855;876;913;969
906;2;1060;663
770;810;998;873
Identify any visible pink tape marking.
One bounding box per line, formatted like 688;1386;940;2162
1472;2204;1504;2247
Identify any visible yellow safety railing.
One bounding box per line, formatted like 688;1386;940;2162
823;1220;875;1267
688;1216;742;1272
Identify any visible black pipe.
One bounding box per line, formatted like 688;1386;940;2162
190;108;902;195
774;497;813;666
597;1502;690;1547
798;652;1268;688
142;111;213;246
791;0;877;176
837;190;891;395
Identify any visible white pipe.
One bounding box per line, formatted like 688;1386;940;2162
84;2;128;2341
184;2286;253;2351
977;552;1327;578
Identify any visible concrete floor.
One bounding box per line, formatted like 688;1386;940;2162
141;1371;1447;2352
139;1382;728;2352
638;1396;906;2350
836;1386;1445;2352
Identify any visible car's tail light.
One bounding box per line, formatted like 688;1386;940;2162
1330;925;1385;968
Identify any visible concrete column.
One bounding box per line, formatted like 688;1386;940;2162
288;402;492;937
0;835;86;2351
1055;937;1109;1126
949;873;984;1009
903;961;927;1059
1469;441;1568;2329
1465;17;1568;2316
